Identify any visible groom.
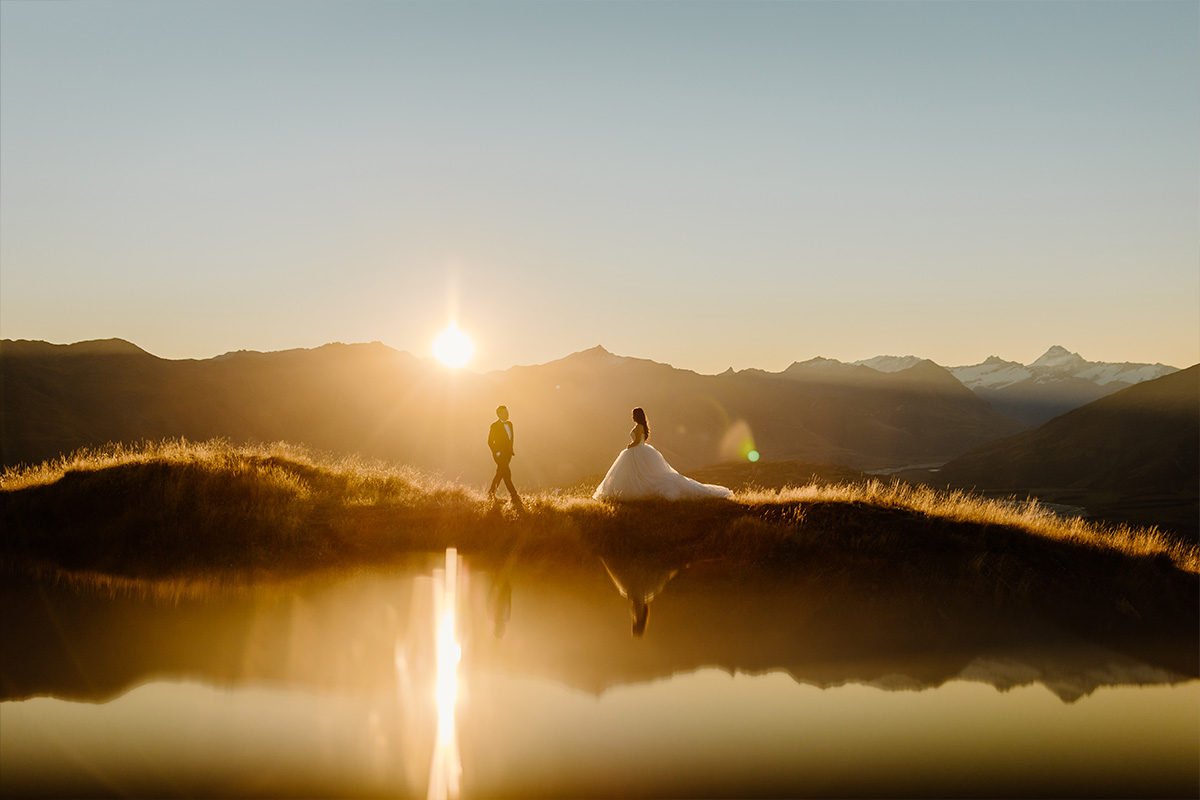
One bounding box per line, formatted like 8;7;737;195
487;405;522;507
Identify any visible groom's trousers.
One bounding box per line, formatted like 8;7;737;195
489;455;519;499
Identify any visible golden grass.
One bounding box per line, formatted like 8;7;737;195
0;437;473;502
738;480;1199;574
2;438;1196;580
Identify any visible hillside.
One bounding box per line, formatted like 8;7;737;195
0;339;1024;487
928;366;1199;539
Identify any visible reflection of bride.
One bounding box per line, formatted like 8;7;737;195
593;407;733;501
601;556;682;637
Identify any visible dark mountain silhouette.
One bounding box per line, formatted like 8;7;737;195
4;338;151;358
935;365;1198;493
1;339;1024;487
969;374;1124;428
927;365;1199;539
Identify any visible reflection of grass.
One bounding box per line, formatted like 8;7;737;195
3;438;1197;585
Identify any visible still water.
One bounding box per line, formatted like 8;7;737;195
2;550;1197;798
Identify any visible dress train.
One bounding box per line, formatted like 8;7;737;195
593;427;732;501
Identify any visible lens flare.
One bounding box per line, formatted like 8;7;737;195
719;419;758;463
433;323;474;368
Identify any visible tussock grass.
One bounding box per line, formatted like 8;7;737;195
0;438;486;580
738;481;1199;574
2;438;1196;583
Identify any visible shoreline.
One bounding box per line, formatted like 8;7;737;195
1;440;1196;672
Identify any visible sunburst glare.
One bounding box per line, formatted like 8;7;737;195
432;323;474;369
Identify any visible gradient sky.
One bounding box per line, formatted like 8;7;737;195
2;1;1197;374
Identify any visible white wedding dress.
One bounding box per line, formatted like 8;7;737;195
593;426;733;501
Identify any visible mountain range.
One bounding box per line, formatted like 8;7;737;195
2;338;1027;486
2;338;1194;537
855;345;1178;426
921;365;1199;539
934;365;1198;493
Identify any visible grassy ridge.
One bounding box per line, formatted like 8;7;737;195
1;439;488;579
1;437;1196;583
4;439;1197;673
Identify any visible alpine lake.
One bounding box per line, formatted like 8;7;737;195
3;545;1197;799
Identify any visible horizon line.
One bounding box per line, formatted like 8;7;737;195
0;336;1189;375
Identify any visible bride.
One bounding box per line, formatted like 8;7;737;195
593;408;734;501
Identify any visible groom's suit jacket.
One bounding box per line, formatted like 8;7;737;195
488;420;514;460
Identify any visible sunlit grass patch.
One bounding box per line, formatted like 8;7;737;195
0;438;487;579
736;479;1199;574
1;438;1196;583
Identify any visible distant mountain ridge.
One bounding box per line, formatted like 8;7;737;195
854;345;1179;426
855;345;1176;386
934;366;1199;495
1;338;1024;487
917;365;1199;540
1;338;151;358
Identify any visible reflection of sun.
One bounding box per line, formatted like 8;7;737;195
432;323;474;368
428;547;462;800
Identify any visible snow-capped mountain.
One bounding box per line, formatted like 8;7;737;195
856;346;1175;388
852;355;926;373
949;346;1179;425
949;346;1176;391
855;346;1179;426
943;356;1031;390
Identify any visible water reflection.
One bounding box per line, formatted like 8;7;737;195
428;548;462;800
2;553;1195;706
458;670;1199;800
487;577;512;639
601;554;686;638
2;540;1197;798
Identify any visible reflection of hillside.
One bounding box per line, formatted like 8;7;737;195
4;546;1194;706
480;561;1196;704
0;565;441;703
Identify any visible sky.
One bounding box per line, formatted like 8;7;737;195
2;1;1197;374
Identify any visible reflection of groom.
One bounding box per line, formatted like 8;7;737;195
487;405;521;506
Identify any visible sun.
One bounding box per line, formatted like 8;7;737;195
433;322;475;368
